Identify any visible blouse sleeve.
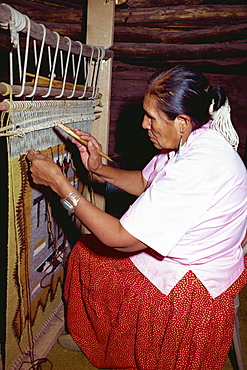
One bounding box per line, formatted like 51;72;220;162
120;153;213;257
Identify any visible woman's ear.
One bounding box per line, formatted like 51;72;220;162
174;114;192;134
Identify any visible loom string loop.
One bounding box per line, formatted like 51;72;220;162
15;15;31;98
1;4;107;101
91;46;100;99
55;36;72;99
0;4;26;48
78;44;94;99
67;40;83;99
0;82;13;128
26;23;47;98
42;31;60;98
92;46;105;99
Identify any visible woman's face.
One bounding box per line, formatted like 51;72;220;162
142;93;181;150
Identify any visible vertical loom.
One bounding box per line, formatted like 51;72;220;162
0;1;114;369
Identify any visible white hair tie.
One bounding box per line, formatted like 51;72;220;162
209;98;239;151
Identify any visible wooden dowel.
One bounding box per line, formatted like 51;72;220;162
0;83;94;100
0;100;103;116
56;122;113;162
0;101;10;111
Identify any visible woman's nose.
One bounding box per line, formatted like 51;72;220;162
142;115;150;129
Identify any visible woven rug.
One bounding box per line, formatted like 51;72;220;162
3;101;95;369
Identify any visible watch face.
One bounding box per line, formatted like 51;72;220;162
61;199;74;212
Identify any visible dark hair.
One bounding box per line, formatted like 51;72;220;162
146;65;227;130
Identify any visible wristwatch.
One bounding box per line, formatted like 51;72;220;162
61;191;82;213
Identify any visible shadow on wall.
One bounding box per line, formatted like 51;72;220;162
105;100;159;219
115;100;159;171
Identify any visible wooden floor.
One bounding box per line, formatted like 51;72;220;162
40;284;247;370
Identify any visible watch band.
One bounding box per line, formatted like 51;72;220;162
61;191;82;212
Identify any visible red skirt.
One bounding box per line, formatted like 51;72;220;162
64;234;247;370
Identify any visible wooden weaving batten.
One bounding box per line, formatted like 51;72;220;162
56;122;113;162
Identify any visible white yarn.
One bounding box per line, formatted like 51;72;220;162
1;4;27;47
209;98;239;151
1;99;96;158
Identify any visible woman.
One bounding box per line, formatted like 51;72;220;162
27;65;247;370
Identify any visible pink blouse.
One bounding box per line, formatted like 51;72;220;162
120;123;247;298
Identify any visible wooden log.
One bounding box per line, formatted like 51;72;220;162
32;21;82;38
0;2;83;37
125;0;247;6
122;59;247;76
115;5;247;25
2;0;63;13
25;9;82;23
112;42;247;59
114;23;247;44
0;4;114;60
0;34;11;49
3;0;83;11
112;57;247;75
125;0;209;6
112;57;247;70
32;0;83;9
0;101;10;110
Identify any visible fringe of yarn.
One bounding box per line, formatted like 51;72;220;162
209;98;239;151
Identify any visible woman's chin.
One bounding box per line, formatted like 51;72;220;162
152;142;163;150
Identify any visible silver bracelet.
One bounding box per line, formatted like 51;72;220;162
60;191;82;213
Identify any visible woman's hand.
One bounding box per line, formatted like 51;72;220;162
72;129;103;173
27;149;66;193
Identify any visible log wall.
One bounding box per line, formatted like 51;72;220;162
110;0;247;167
0;0;246;165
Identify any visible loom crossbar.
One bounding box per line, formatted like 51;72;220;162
0;83;95;99
0;3;114;60
0;3;114;99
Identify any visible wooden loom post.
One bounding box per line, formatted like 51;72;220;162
86;0;115;212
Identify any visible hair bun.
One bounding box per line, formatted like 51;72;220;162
210;86;226;111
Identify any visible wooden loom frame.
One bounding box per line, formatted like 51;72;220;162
0;1;115;368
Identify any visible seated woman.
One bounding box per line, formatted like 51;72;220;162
27;65;247;370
